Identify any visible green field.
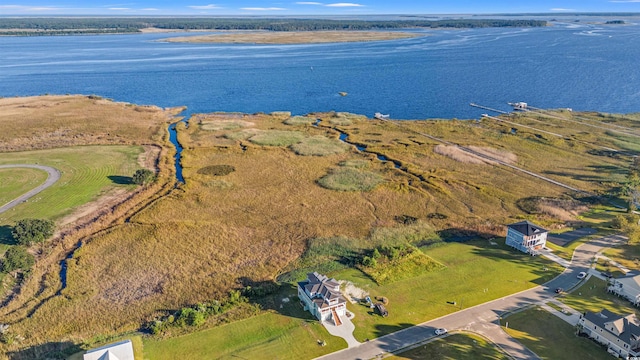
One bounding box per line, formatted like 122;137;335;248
502;307;610;360
0;145;142;223
0;167;49;206
559;277;637;315
336;240;562;341
142;312;345;360
391;333;507;360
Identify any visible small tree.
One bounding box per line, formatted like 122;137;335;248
132;169;155;185
1;246;35;273
12;219;55;246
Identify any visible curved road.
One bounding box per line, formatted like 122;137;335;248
0;164;61;214
317;234;627;360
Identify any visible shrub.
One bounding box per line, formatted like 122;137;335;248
12;218;55;246
290;135;350;156
197;165;235;176
317;167;383;192
132;169;155;185
1;246;35;273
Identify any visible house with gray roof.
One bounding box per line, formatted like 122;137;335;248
608;271;640;306
83;339;134;360
579;309;640;358
298;272;347;325
505;220;548;255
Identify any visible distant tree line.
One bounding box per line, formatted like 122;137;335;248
0;18;548;36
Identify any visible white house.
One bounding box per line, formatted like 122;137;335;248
608;271;640;306
579;309;640;358
505;220;548;255
83;339;134;360
298;272;347;325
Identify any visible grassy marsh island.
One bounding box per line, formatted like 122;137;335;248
162;31;422;44
2;96;640;358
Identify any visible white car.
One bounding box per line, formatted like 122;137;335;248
435;328;448;336
577;272;587;279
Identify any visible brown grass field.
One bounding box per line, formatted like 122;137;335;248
162;30;421;44
1;102;639;358
0;95;182;152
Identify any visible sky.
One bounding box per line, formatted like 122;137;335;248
0;1;640;16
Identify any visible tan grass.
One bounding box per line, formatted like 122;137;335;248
0;95;178;152
433;145;488;164
200;120;255;131
2;106;634;352
290;135;350;156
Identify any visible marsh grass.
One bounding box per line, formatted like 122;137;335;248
6;106;636;352
200;120;254;131
0;95;175;152
317;167;384;191
339;159;370;168
248;130;305;146
224;128;261;141
361;248;445;285
284;116;317;126
290;135;350;156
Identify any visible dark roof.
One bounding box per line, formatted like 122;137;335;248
507;220;548;236
584;309;640;346
298;271;346;307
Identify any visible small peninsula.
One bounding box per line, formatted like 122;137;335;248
162;30;421;44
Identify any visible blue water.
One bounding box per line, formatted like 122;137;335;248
1;21;640;119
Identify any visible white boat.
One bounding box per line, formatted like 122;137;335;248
374;112;390;120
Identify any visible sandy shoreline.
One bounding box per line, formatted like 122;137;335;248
161;30;422;44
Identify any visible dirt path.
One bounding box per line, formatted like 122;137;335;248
0;164;60;214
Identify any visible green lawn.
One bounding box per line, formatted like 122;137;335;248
334;240;563;341
0;167;49;206
603;245;640;272
143;312;344;360
0;145;142;229
390;333;507;360
502;307;610;360
559;277;638;316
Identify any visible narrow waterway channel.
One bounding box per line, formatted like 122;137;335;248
58;111;191;292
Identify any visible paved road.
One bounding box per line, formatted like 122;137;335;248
316;234;627;360
0;164;61;214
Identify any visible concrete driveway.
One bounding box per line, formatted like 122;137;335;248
323;313;360;348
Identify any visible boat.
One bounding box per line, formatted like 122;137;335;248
508;102;528;111
338;92;348;96
374;112;390;120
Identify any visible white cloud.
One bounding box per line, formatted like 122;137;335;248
141;8;159;11
0;5;59;11
325;2;364;7
188;4;222;9
241;7;287;11
550;8;574;11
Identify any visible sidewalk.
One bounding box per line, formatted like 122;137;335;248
538;299;581;326
539;248;571;268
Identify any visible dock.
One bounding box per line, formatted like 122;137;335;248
469;103;508;114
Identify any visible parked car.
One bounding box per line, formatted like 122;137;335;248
555;287;563;294
435;328;448;336
577;271;587;279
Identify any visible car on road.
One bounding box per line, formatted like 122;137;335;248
435;328;448;336
555;287;563;294
577;271;587;279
